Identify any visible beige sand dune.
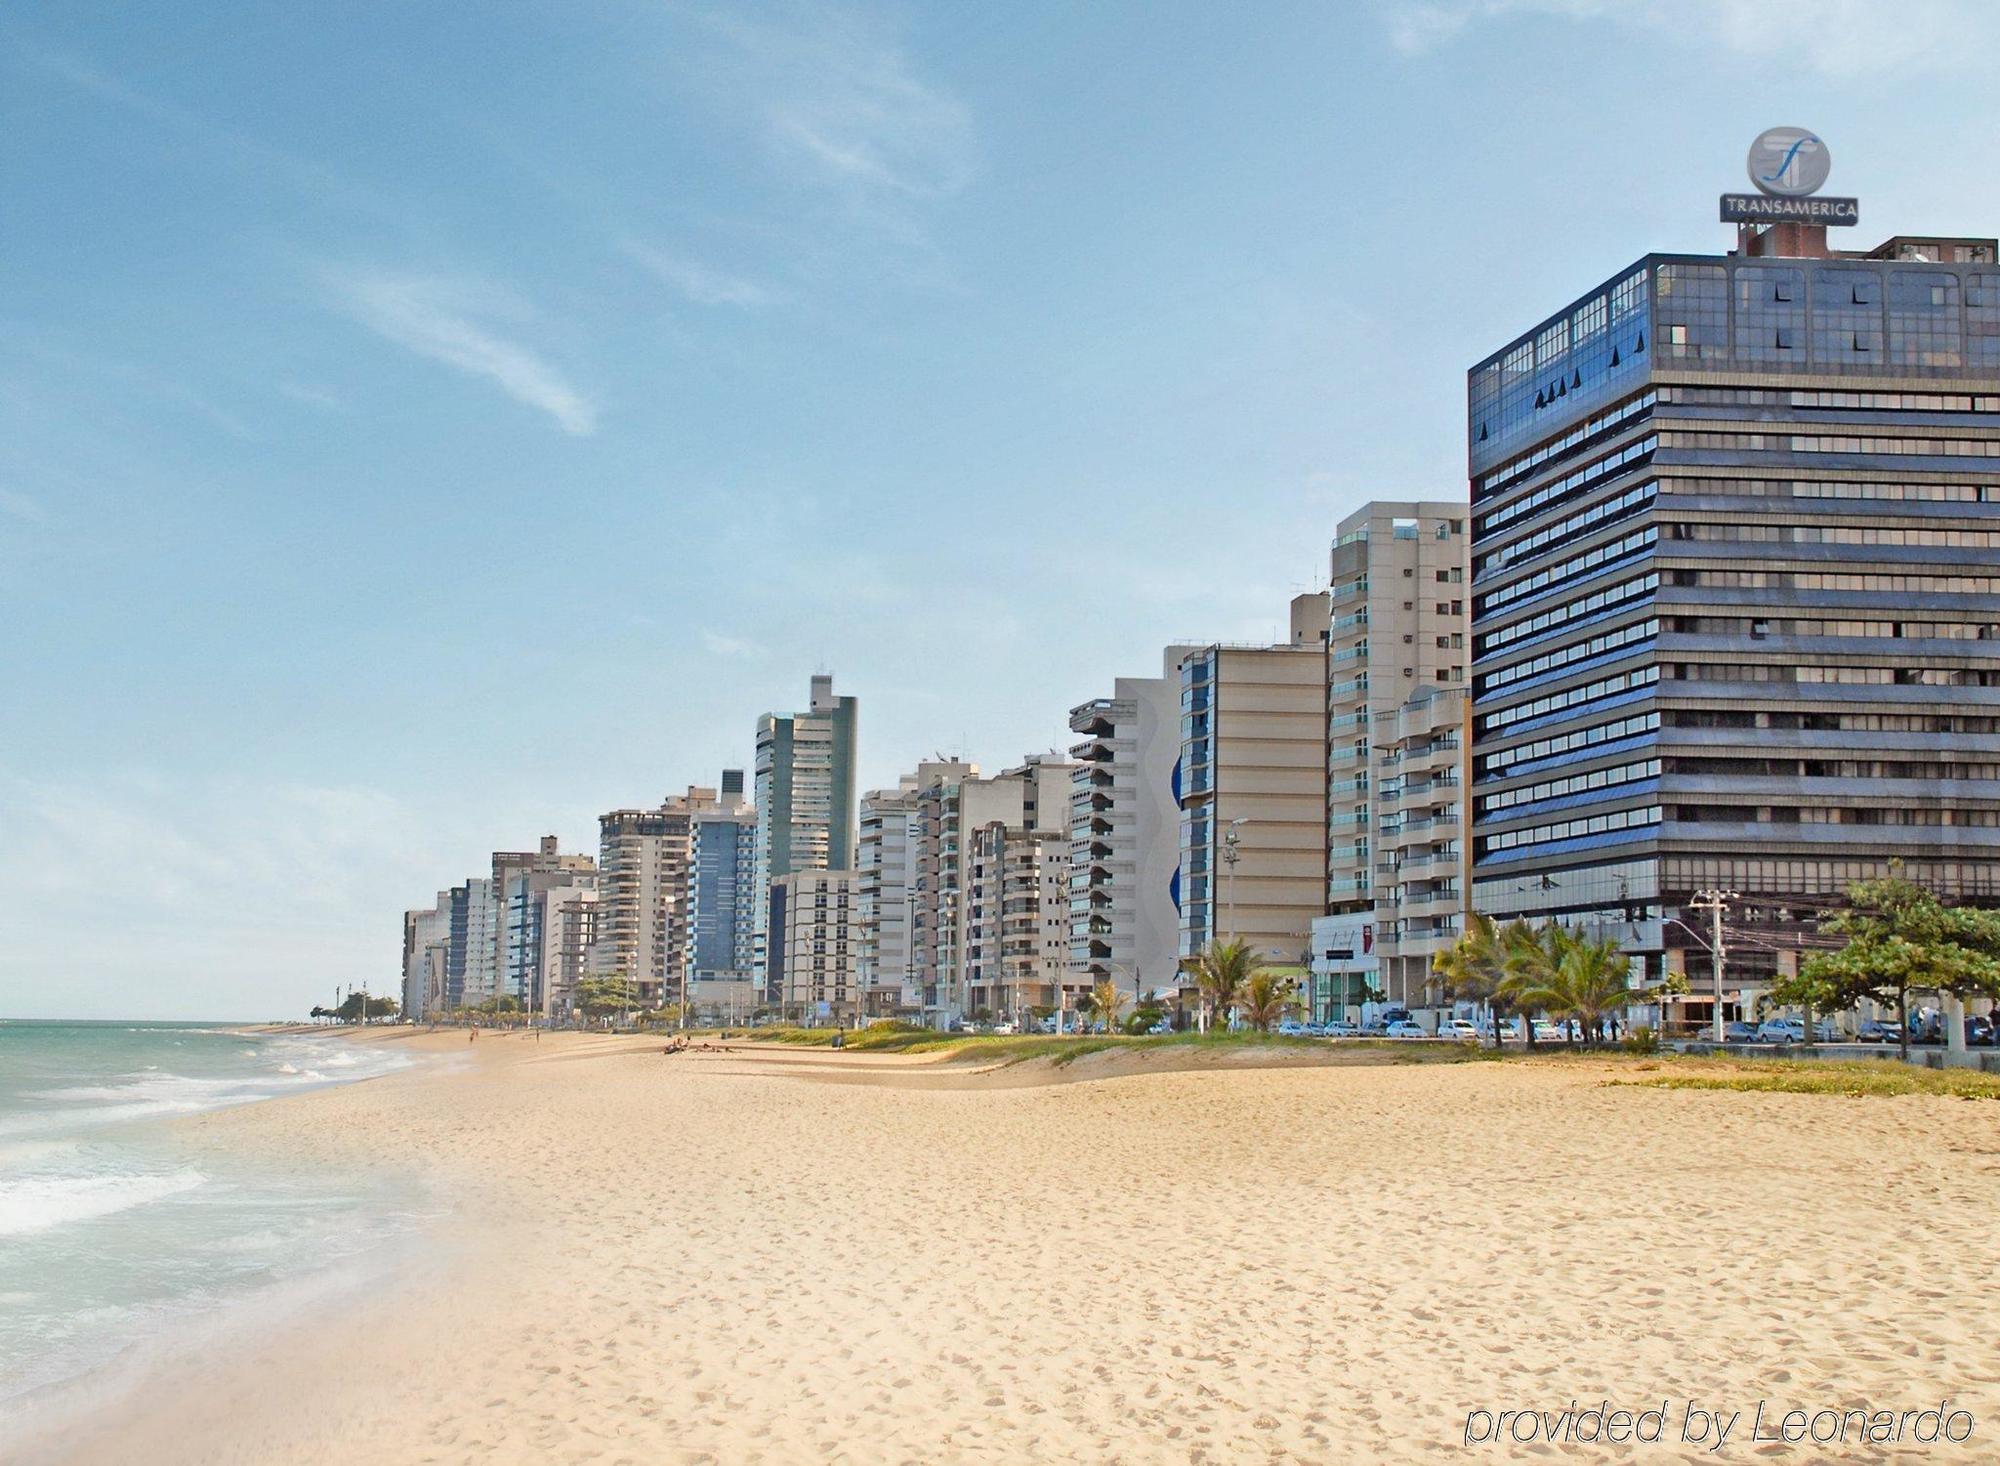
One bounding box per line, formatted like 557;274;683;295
28;1031;2000;1464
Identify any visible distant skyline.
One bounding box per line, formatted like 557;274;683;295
6;0;2000;1018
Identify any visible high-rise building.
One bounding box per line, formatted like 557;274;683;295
1467;194;2000;1016
773;868;860;1021
1370;684;1469;1011
591;810;676;1003
510;870;598;1017
401;894;451;1020
492;837;593;1003
461;877;499;1006
1323;504;1469;905
753;674;859;996
685;772;757;1016
593;788;734;1008
1317;503;1472;1017
1177;594;1330;970
1066;669;1185;1003
964;821;1072;1021
901;759;979;1017
909;756;1073;1021
856;780;921;1017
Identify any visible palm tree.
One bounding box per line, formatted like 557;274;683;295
1240;970;1299;1032
1500;923;1634;1047
1183;940;1262;1033
1496;919;1558;1049
1083;978;1127;1034
1431;913;1508;1046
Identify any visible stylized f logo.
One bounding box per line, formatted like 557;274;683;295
1759;136;1817;188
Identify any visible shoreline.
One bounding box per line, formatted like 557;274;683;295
28;1029;2000;1463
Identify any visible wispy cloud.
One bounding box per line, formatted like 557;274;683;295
617;238;780;307
681;8;974;199
0;766;591;1017
0;487;49;524
326;271;597;435
1382;0;2000;76
701;628;767;659
278;380;345;412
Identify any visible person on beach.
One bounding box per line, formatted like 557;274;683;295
470;1027;478;1044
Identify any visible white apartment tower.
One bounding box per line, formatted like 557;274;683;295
857;780;922;1017
773;868;860;1021
1067;668;1186;1003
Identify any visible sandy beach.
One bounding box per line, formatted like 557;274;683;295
23;1030;2000;1464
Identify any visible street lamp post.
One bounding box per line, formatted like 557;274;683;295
1222;817;1249;944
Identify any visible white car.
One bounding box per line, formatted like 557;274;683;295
992;1021;1019;1035
1276;1020;1307;1037
1325;1020;1360;1038
1438;1018;1482;1043
1386;1020;1429;1039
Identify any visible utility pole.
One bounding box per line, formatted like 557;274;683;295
1690;890;1737;1044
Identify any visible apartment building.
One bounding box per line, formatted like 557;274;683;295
773;868;860;1021
492;837;594;1003
1177;594;1330;970
753;674;859;996
401;895;451;1020
857;780;921;1017
963;822;1073;1021
1066;667;1185;1004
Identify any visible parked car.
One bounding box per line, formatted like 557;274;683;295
1721;1020;1760;1044
1385;1020;1428;1039
1757;1017;1805;1043
1438;1018;1482;1043
1856;1019;1899;1044
1276;1020;1308;1037
1326;1020;1360;1038
1966;1015;1995;1047
1147;1019;1174;1035
1530;1020;1565;1044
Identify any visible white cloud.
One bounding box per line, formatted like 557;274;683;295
617;238;779;307
1383;0;2000;76
700;628;766;659
0;488;48;524
327;270;597;435
685;8;974;199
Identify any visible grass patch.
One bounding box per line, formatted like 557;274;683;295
1607;1054;2000;1100
735;1025;1485;1067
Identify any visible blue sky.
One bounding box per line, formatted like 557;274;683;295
4;0;1998;1018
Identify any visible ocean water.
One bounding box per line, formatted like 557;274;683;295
0;1021;430;1414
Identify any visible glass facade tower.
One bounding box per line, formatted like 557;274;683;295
1468;231;2000;1002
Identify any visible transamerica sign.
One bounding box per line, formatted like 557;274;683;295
1720;127;1856;227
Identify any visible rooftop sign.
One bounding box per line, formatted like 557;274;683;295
1721;126;1856;227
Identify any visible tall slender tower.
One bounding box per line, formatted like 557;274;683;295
752;674;859;997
